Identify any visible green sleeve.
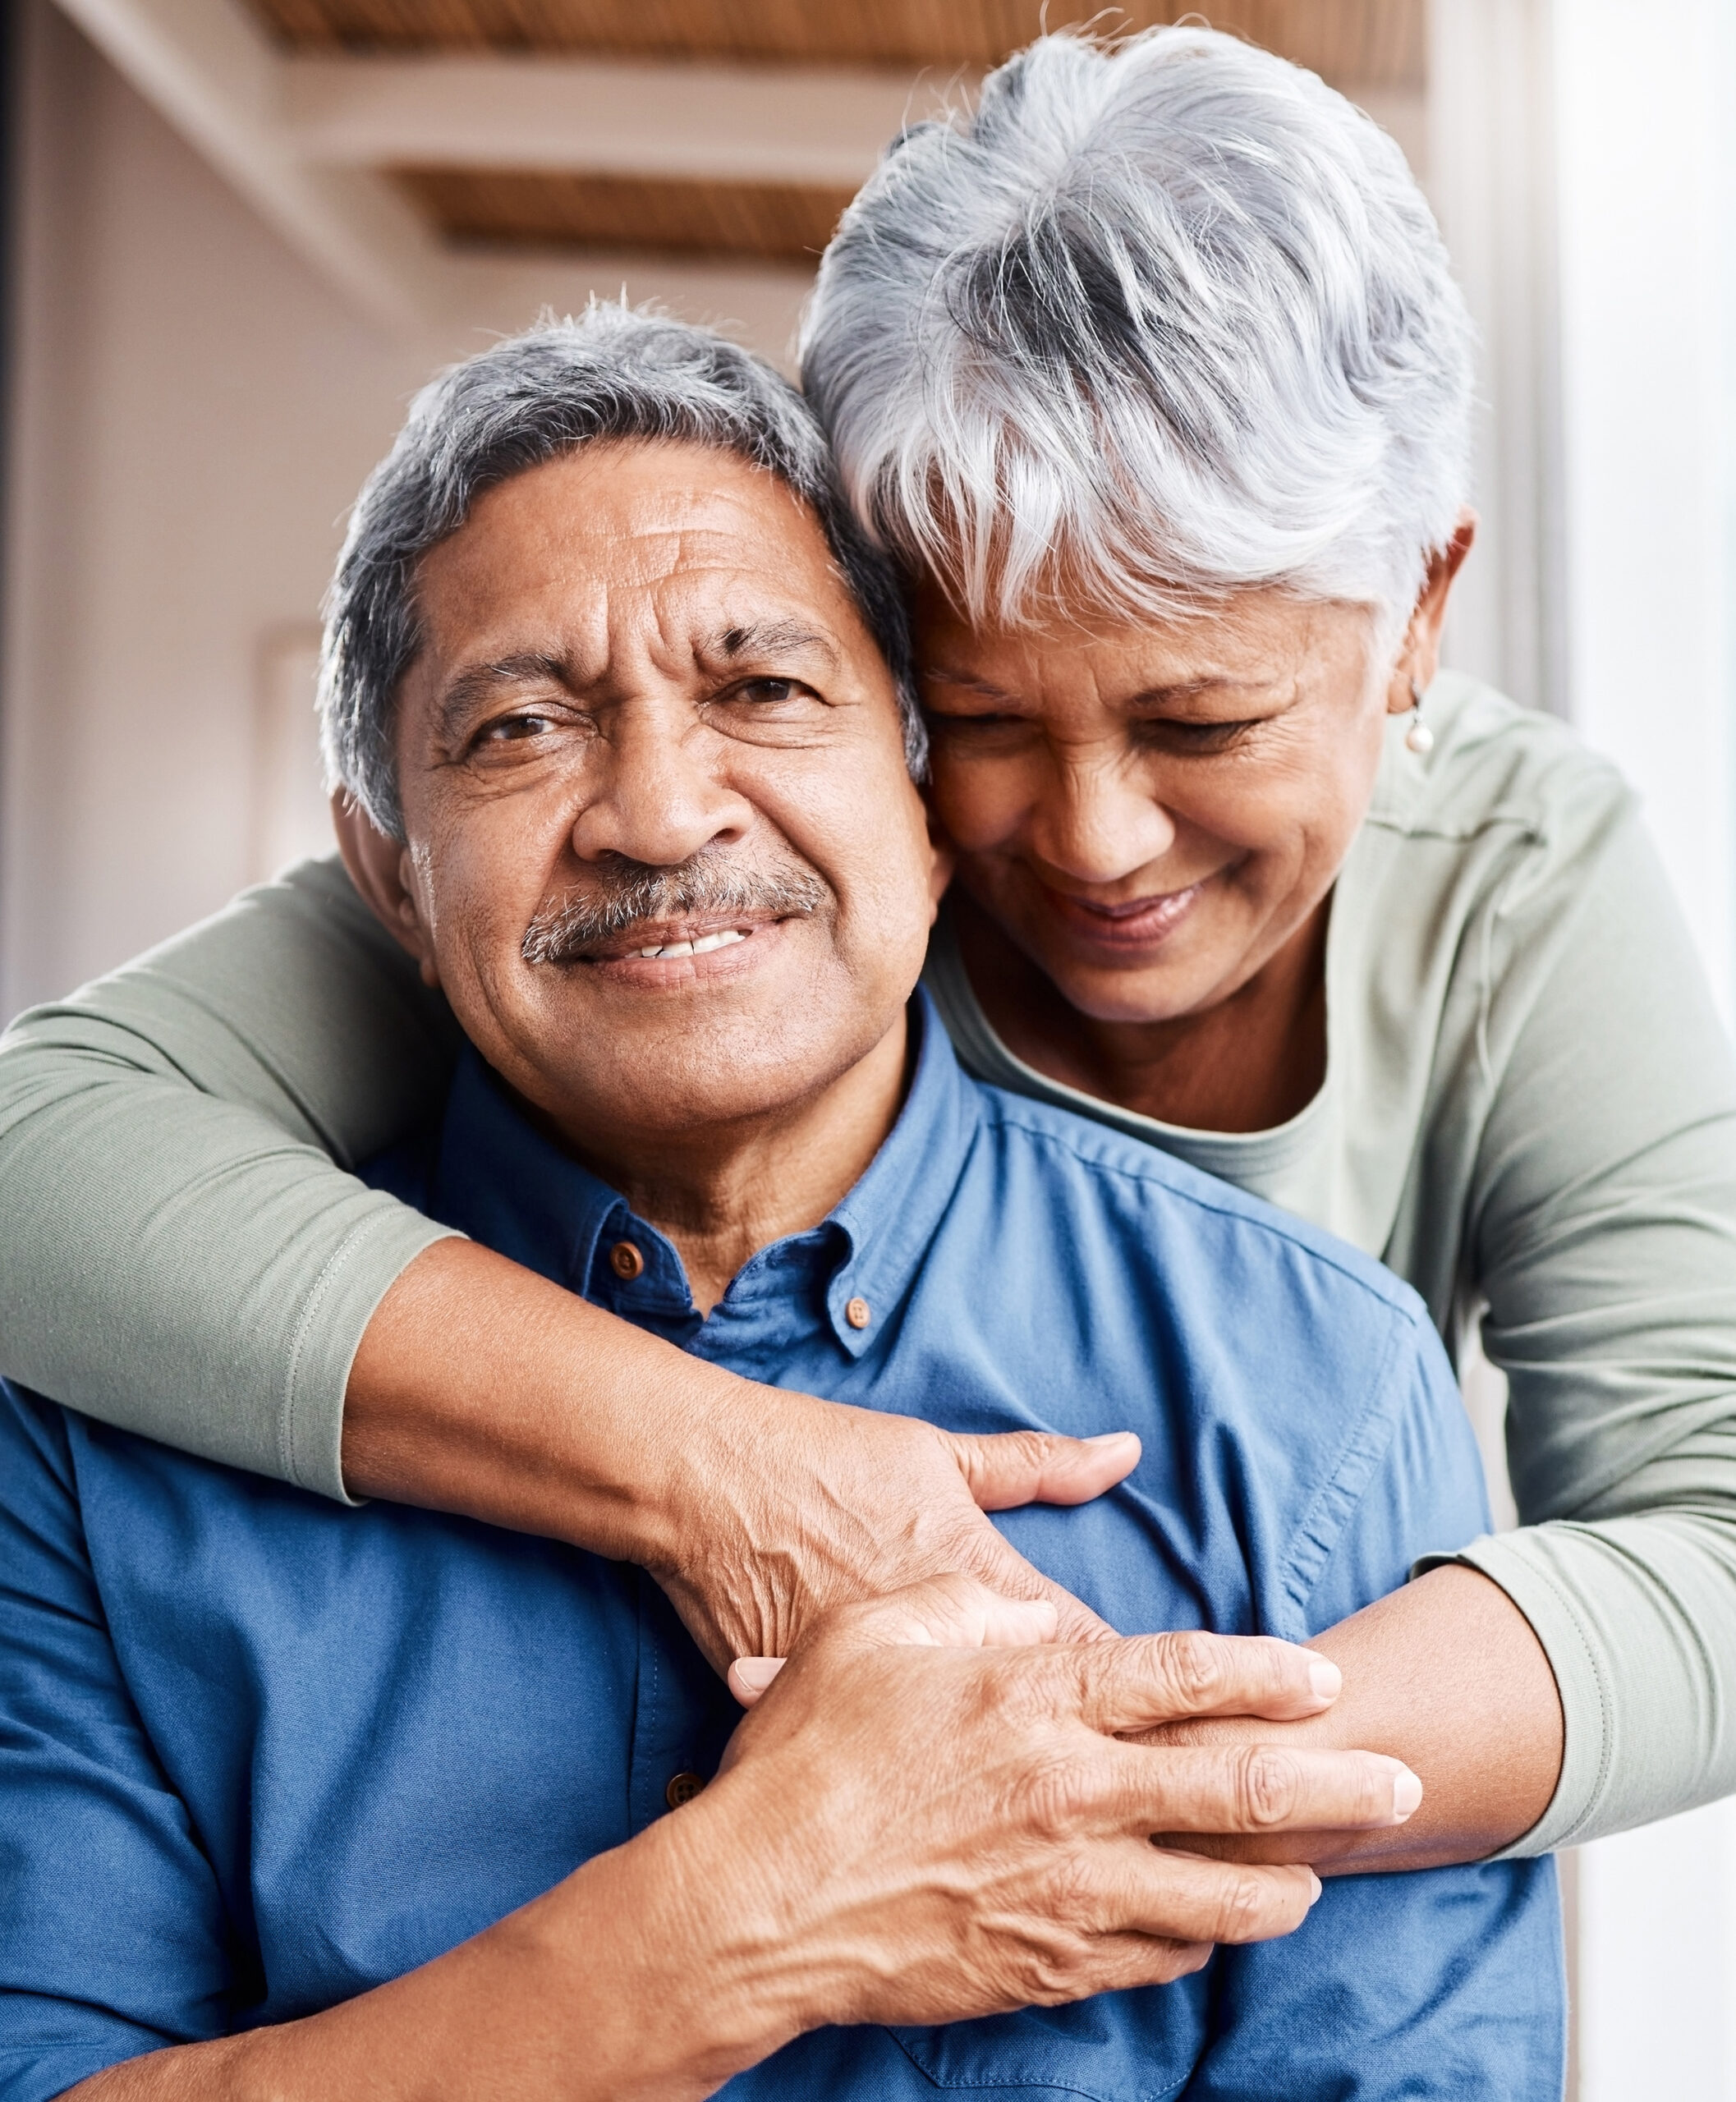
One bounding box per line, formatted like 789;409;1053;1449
0;858;464;1499
1444;812;1736;1850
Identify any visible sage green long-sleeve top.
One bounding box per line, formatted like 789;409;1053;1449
2;674;1734;1855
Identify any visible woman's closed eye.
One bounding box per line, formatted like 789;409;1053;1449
924;708;1266;752
1133;716;1265;754
924;708;1029;736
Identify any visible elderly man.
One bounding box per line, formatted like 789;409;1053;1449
0;310;1560;2101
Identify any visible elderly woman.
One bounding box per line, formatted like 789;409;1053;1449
2;21;1732;1892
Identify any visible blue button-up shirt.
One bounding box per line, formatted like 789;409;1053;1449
0;994;1561;2101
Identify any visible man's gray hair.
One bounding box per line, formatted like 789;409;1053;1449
800;26;1475;637
321;303;922;837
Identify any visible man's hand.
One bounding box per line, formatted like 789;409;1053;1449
686;1576;1424;2040
649;1388;1141;1670
1137;1565;1561;1872
65;1577;1420;2102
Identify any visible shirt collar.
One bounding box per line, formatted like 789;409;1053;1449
429;987;981;1357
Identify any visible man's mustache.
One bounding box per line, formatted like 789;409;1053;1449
521;856;830;966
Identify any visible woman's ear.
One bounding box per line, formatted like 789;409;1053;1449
924;796;957;922
1386;509;1477;714
331;791;442;989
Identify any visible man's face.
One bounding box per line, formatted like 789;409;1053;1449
388;440;938;1154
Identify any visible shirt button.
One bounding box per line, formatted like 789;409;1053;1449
609;1240;645;1281
665;1769;705;1810
845;1297;872;1330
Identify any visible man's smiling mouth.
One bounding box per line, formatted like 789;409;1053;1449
627;928;749;960
521;858;829;968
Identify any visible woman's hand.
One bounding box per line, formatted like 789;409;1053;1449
650;1391;1139;1668
344;1238;1138;1671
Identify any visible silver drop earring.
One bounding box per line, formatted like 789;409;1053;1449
1405;677;1434;755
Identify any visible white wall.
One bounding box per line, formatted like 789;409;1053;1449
1536;2;1736;2096
0;0;811;1021
1434;6;1736;2095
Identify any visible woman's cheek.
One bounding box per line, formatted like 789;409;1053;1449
928;752;1033;854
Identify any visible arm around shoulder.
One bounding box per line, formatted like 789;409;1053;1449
0;860;458;1492
1460;806;1736;1848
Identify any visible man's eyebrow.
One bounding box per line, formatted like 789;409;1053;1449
435;651;570;739
706;619;841;668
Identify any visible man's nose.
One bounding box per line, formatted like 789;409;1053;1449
1029;746;1177;884
570;700;753;867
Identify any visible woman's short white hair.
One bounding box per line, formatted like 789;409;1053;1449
800;25;1475;636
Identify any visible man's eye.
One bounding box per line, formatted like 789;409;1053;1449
475;712;556;746
732;677;807;704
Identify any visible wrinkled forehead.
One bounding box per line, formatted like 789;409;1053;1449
411;440;873;677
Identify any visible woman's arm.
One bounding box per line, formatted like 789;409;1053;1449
0;858;1135;1664
1154;808;1736;1869
0;858;461;1490
1447;811;1736;1852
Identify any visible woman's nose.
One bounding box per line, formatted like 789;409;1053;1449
571;707;751;868
1029;749;1178;885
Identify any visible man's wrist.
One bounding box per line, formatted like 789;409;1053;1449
559;1785;823;2093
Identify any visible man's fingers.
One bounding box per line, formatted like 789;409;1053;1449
1117;1847;1323;1948
948;1427;1141;1512
1074;1628;1342;1732
953;1527;1116;1645
1100;1739;1422;1837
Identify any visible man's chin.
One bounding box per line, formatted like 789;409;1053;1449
521;1034;889;1153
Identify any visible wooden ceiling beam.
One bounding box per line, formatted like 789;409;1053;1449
282;49;955;186
49;0;456;326
246;0;1424;92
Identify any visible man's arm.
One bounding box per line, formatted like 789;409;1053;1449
45;1581;1427;2102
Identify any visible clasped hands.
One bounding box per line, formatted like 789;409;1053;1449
626;1392;1423;2035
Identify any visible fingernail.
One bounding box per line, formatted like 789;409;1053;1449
1392;1769;1423;1820
733;1656;785;1692
1307;1870;1322;1903
1086;1431;1137;1446
1307;1659;1343;1702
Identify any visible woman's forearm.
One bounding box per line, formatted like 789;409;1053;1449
1149;1565;1564;1871
343;1237;1137;1669
0;861;459;1492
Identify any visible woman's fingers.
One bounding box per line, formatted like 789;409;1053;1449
728;1655;786;1705
1075;1627;1343;1730
947;1426;1142;1511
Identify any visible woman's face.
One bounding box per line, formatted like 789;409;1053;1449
916;585;1401;1027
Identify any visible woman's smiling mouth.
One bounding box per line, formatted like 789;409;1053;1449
1036;878;1213;953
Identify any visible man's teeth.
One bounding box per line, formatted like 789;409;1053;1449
631;929;750;959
